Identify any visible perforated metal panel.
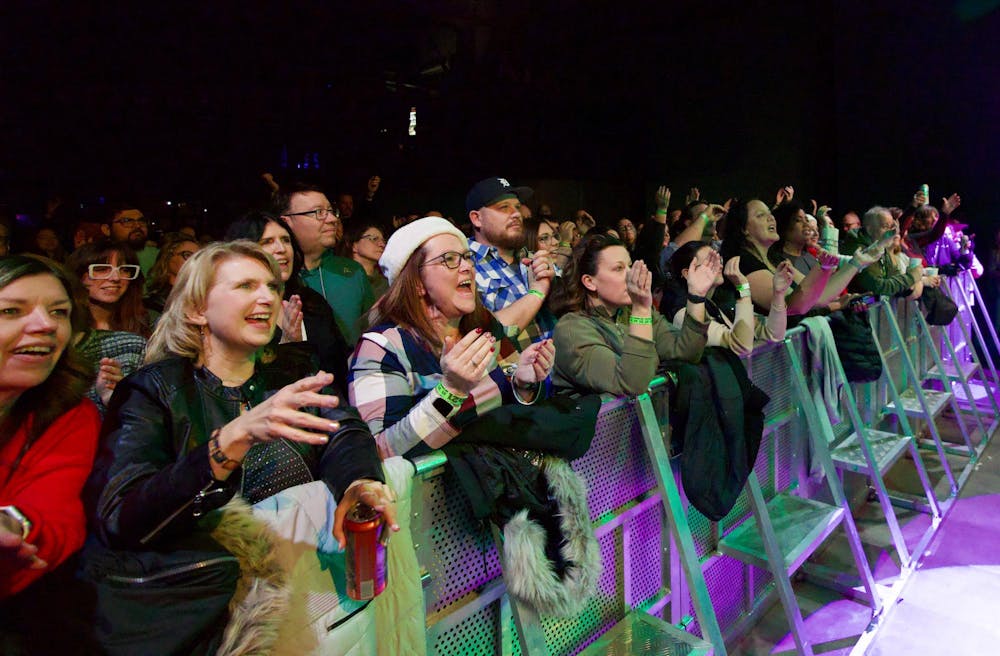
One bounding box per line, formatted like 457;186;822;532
429;599;504;656
416;302;931;654
575;397;656;522
421;466;501;615
540;529;623;656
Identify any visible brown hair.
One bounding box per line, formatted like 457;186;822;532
548;233;625;317
0;255;93;466
368;242;491;351
65;240;151;337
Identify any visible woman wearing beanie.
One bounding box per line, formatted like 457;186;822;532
348;216;556;459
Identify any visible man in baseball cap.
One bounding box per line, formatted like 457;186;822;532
466;177;556;345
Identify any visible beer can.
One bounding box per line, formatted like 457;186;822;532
344;503;387;600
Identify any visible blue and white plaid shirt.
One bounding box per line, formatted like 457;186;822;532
468;239;556;344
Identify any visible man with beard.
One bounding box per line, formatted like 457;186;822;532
102;202;158;274
466;176;556;344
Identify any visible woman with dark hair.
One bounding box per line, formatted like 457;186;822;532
225;211;351;396
349;217;555;459
769;200;820;275
343;223;389;300
64;240;151;337
660;241;793;355
524;217;571;272
143;232;201;314
0;255;100;649
719;199;875;316
30;228;67;263
549;233;718;395
84;241;395;654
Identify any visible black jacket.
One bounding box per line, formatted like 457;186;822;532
86;354;382;551
670;348;769;521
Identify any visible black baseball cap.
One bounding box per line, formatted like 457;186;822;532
465;177;533;213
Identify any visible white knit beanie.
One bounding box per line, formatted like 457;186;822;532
379;217;469;285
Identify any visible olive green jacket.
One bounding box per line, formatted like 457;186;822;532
552;306;709;396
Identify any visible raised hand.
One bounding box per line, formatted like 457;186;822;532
911;188;928;207
773;260;795;295
440;329;495;395
723;255;748;287
229;371;344;446
687;249;722;296
559;221;577;244
942;193;961;215
775;186;794;206
816;249;842;270
524;249;555;295
685;187;700;205
515;338;555;386
279;294;304;343
851;246;881;269
95;357;124;406
626;259;653;310
655;185;671;210
817;205;833;227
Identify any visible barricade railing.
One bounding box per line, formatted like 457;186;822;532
407;296;996;655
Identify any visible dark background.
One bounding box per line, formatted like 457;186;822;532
2;0;998;236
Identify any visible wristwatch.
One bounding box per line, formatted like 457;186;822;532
0;505;32;540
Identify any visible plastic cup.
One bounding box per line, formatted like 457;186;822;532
924;267;938;276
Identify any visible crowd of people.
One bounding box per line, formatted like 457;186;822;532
0;173;992;654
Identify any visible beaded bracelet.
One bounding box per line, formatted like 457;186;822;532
629;315;653;325
435;381;467;407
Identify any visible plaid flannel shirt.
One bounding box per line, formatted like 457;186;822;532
348;322;527;459
468;239;556;346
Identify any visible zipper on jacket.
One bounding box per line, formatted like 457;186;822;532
139;480;224;545
104;555;239;584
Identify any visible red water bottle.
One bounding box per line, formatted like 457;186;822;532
344;503;387;600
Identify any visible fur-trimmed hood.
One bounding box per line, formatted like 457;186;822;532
502;457;601;617
209;496;291;656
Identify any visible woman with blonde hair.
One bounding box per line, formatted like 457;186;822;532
85;240;395;655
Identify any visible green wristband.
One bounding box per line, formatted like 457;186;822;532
527;289;546;300
435;382;467;407
629;315;653;325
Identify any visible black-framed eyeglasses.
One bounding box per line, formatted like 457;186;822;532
112;217;147;227
285;207;340;222
88;263;141;280
421;250;474;269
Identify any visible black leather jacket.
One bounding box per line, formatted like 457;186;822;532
86;354;382;551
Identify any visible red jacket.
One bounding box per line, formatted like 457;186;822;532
0;401;100;598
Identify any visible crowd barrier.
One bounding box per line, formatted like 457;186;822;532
405;283;1000;656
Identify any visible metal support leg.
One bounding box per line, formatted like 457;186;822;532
636;393;727;655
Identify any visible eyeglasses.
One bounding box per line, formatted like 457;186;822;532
112;217;148;227
285;207;340;222
359;234;386;244
88;263;141;280
421;250;474;269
